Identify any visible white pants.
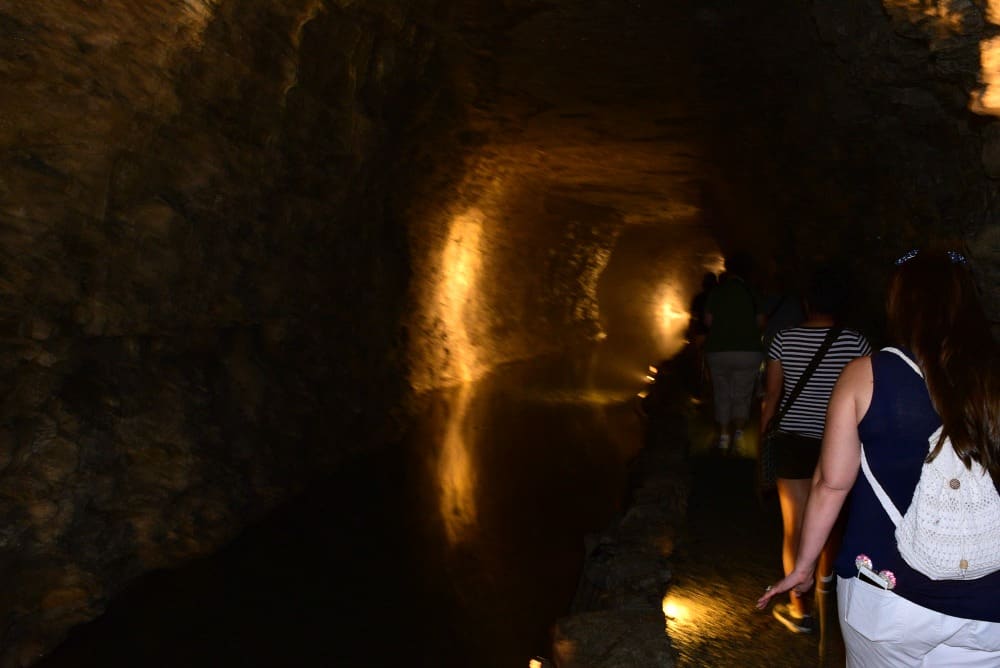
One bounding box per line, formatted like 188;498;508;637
838;575;1000;666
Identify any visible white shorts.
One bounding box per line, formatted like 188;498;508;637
705;351;762;425
838;575;1000;667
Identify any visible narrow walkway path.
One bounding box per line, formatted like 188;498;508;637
630;353;844;667
639;369;843;668
666;453;821;666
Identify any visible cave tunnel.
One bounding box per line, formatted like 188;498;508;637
1;0;999;666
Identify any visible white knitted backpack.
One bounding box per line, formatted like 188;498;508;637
859;347;1000;580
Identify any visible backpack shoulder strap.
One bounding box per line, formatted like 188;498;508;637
860;347;918;527
860;444;903;527
882;348;940;457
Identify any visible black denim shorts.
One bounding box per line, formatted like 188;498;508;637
773;431;822;480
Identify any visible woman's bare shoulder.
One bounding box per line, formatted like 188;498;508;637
842;354;873;377
836;356;873;389
834;356;874;418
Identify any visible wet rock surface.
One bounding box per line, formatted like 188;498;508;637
0;1;503;661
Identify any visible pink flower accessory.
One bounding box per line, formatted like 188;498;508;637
854;554;899;590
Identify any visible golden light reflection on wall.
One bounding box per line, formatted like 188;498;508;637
281;0;326;106
884;0;965;38
434;208;487;545
437;208;486;383
653;280;690;359
178;0;224;45
886;0;1000;118
974;34;1000;116
983;0;1000;115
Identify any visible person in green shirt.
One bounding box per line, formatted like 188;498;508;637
703;252;765;453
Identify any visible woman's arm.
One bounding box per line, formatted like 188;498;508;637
756;356;873;607
760;359;783;433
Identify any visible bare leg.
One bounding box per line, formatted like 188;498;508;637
776;477;812;617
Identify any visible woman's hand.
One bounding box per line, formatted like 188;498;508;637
755;567;815;610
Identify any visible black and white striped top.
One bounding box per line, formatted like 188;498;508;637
768;327;872;438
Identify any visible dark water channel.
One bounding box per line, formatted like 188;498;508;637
39;349;645;668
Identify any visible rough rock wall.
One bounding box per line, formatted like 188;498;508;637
406;167;623;391
696;0;999;330
0;0;497;662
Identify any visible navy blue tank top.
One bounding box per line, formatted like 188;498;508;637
834;348;1000;622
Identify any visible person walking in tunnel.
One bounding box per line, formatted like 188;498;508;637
760;268;805;351
686;271;718;398
760;266;871;635
758;249;1000;666
703;252;764;454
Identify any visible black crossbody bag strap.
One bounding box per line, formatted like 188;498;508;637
768;327;843;433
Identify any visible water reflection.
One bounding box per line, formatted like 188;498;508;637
438;382;478;545
408;347;644;666
38;344;643;668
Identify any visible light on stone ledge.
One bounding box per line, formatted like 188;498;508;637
661;591;708;630
663;600;684;621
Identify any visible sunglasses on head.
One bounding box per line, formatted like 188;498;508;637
894;249;968;266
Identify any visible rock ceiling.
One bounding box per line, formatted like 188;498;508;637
469;0;708;226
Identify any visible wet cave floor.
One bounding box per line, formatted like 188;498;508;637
661;373;845;668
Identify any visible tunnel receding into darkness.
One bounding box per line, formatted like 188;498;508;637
1;0;999;665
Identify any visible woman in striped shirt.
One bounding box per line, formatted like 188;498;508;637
761;268;872;634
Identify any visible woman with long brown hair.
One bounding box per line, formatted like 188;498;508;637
757;249;1000;666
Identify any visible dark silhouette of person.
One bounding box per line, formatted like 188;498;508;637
686;271;718;397
703;252;764;454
